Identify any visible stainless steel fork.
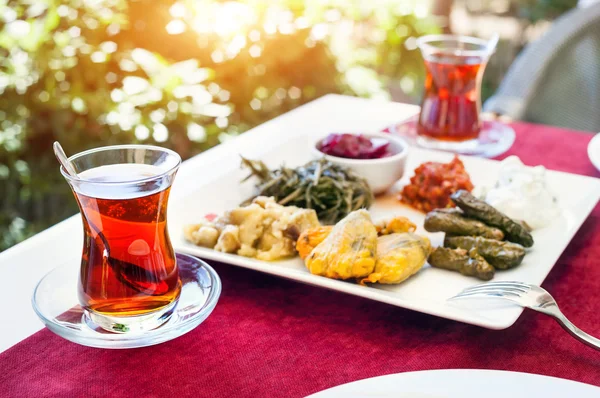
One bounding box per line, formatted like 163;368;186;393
449;281;600;351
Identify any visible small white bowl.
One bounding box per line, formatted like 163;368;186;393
311;132;409;194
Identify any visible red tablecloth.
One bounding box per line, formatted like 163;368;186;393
1;123;599;397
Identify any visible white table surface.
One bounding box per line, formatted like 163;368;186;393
0;94;419;354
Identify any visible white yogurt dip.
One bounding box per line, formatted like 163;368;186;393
481;156;560;229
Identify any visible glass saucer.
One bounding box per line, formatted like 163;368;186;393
387;116;515;158
32;253;221;349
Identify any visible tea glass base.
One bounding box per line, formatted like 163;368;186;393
85;298;179;334
388;117;516;158
32;253;221;349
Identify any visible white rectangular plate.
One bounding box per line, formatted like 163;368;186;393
168;95;600;329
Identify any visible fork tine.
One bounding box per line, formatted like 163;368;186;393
459;281;531;294
473;281;531;289
462;284;530;295
448;289;522;301
463;286;529;296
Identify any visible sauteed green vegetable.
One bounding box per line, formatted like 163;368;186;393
241;157;374;224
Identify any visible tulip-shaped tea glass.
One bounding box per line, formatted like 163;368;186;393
61;145;182;333
415;34;497;152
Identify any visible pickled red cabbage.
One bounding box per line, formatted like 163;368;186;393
318;134;390;159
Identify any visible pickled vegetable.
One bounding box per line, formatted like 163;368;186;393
317;133;390;159
444;235;526;269
424;209;504;240
428;247;495;281
450;190;534;247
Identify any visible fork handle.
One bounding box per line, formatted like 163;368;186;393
540;306;600;351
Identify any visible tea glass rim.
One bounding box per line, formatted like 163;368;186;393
60;144;182;186
416;34;493;58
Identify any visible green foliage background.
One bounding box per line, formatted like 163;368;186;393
0;0;577;251
0;0;438;250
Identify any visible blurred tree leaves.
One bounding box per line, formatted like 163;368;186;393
0;0;437;251
513;0;578;23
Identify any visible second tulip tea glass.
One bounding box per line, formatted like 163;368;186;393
416;34;496;152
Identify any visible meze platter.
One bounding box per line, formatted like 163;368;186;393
168;116;600;330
